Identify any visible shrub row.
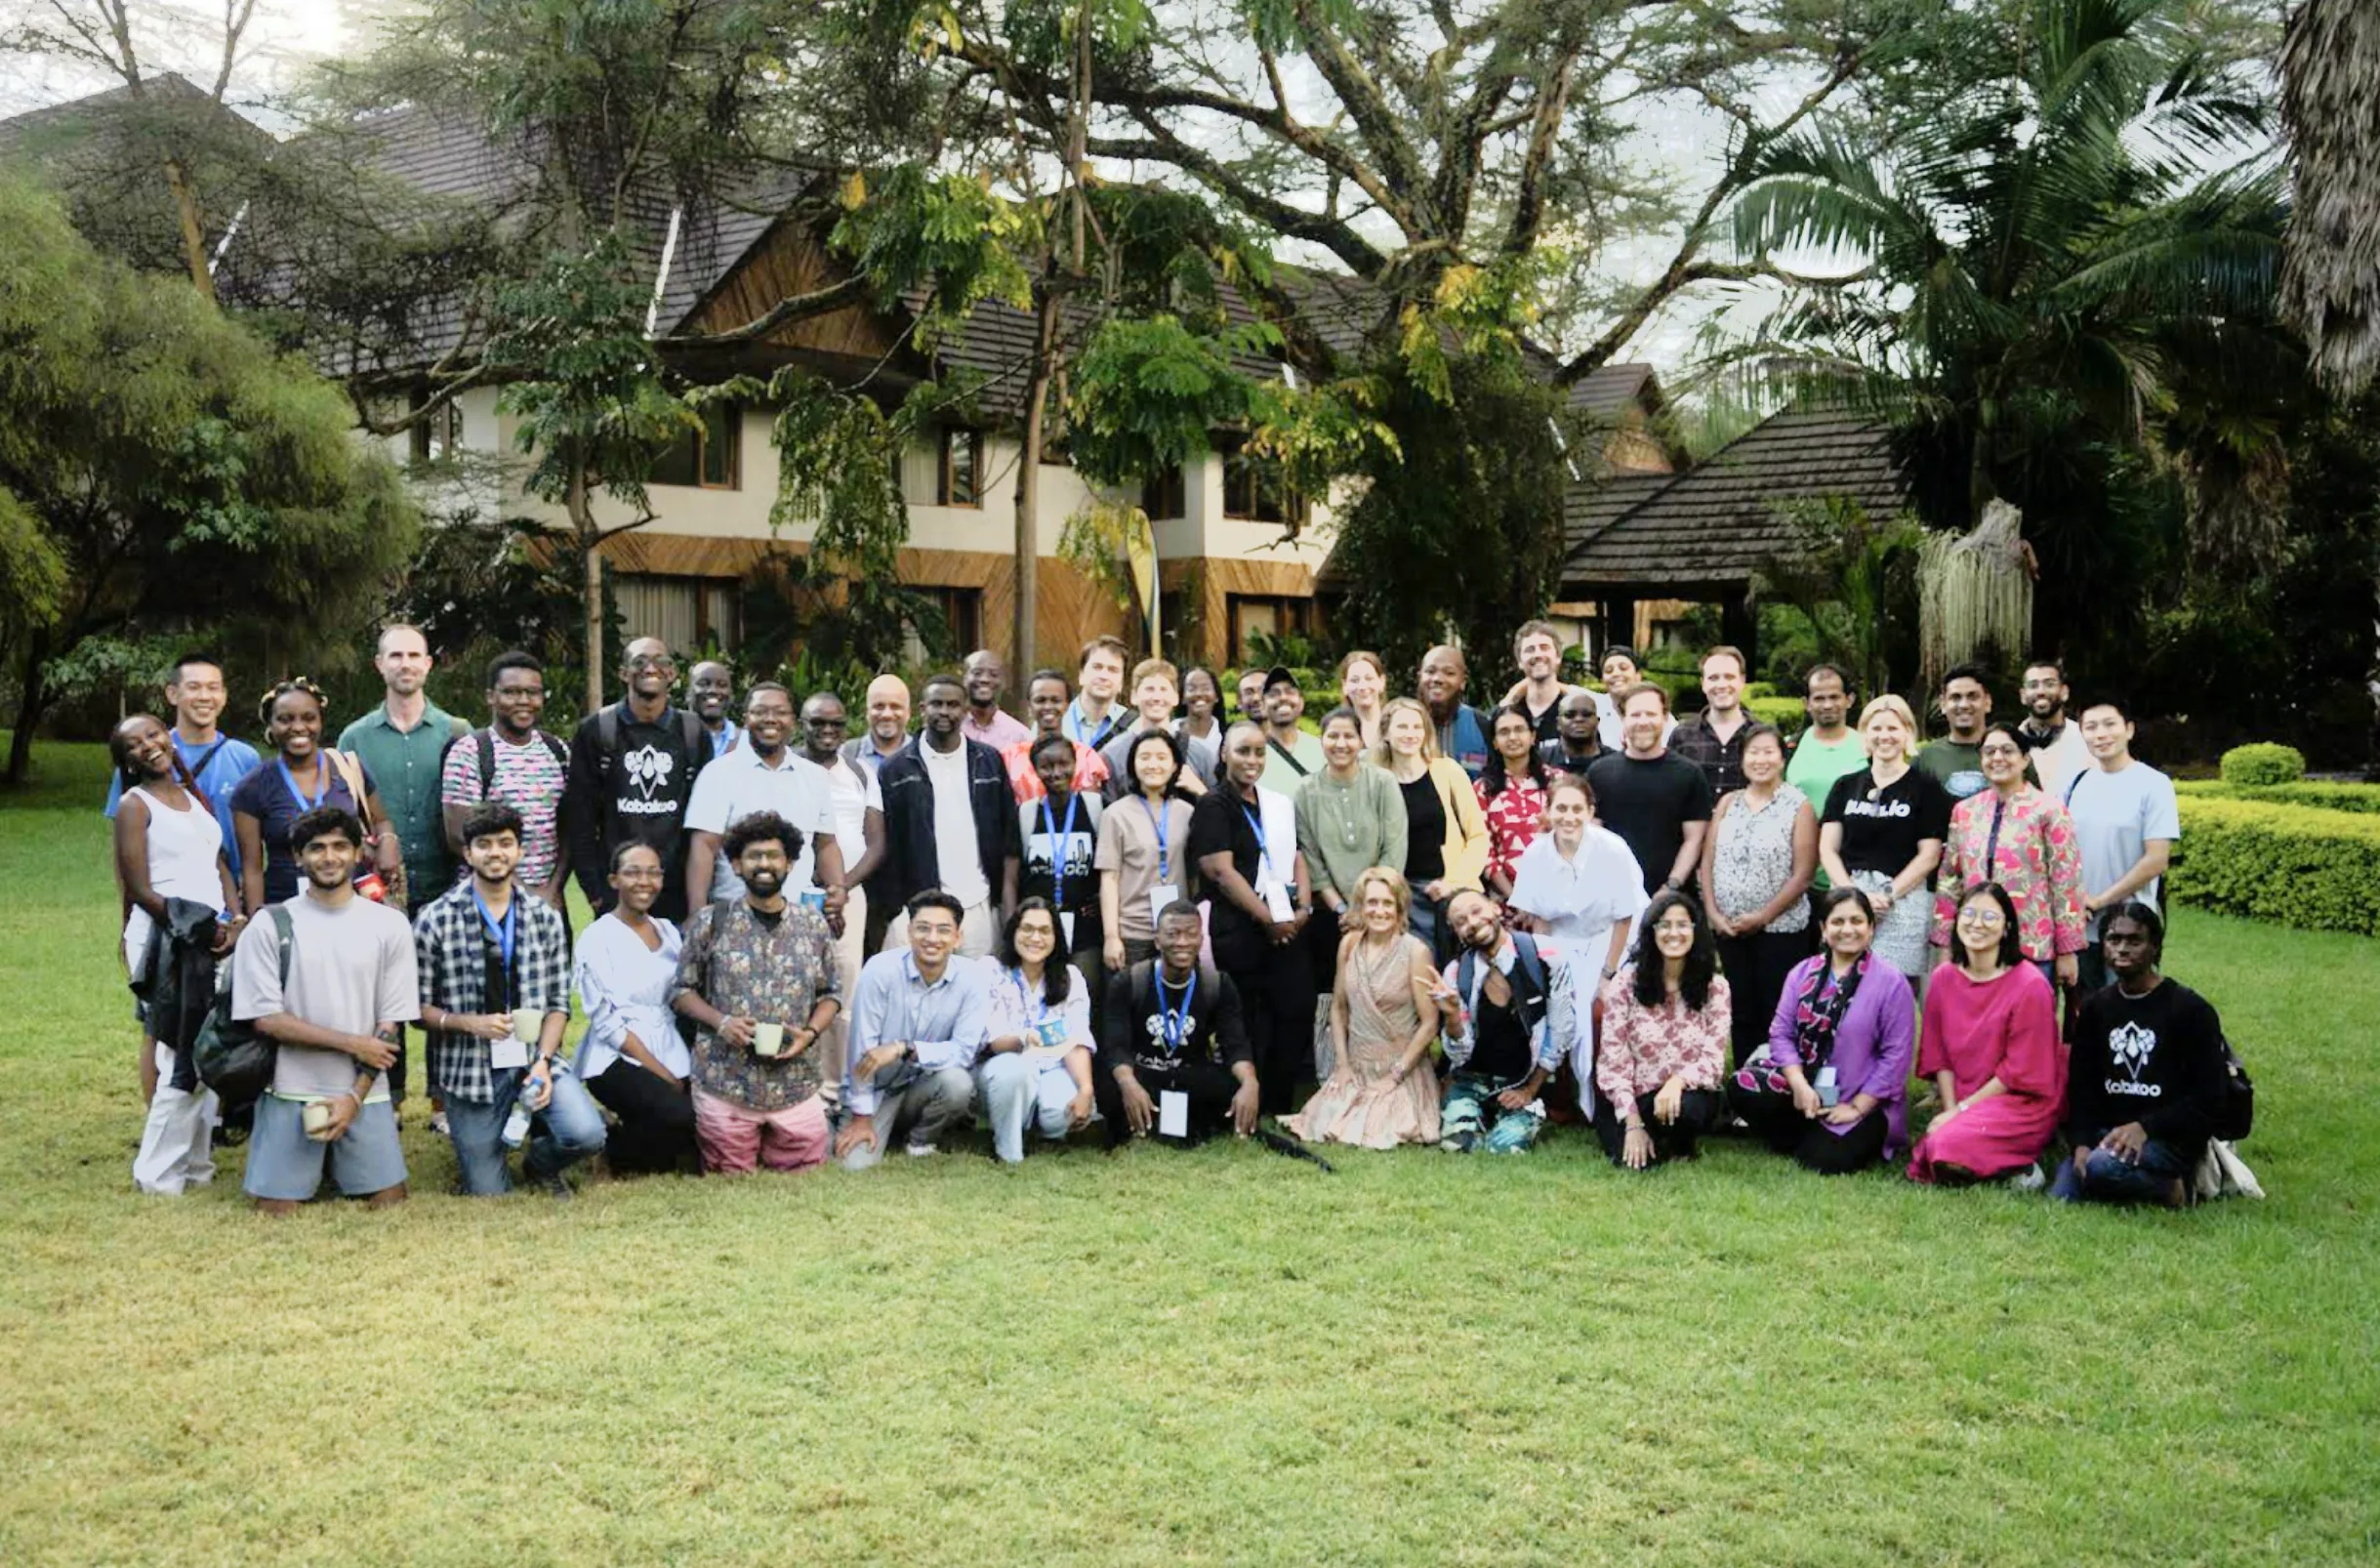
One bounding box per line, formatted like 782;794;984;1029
2219;742;2307;786
1746;696;1810;737
2175;779;2380;815
2168;795;2380;937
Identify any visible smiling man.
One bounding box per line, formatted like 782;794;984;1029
1669;644;1752;797
681;682;844;921
565;637;712;922
338;624;472;906
877;674;1022;957
839;891;992;1167
960;648;1032;751
688;660;742;759
440;650;571;910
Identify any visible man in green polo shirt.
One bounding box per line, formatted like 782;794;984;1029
1784;663;1868;889
337;623;472;908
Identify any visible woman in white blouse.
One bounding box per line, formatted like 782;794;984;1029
1505;772;1649;1118
977;898;1097;1163
573;843;696;1174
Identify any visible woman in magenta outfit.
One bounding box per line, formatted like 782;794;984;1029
1908;883;2067;1184
1930;723;2085;989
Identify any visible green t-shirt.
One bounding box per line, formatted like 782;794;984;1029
1785;730;1869;886
1916;738;2035;805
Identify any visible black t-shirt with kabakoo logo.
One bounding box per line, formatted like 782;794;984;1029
565;702;710;922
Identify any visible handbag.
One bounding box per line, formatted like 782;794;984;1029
326;748;408;910
192;905;294;1110
2214;1031;2254;1142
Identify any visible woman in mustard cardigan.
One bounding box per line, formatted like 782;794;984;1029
1376;696;1489;967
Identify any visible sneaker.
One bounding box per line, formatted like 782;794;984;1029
539;1173;573;1201
2010;1163;2047;1192
430;1111;450;1138
904;1141;937;1158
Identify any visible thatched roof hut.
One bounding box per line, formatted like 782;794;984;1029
2281;0;2380;393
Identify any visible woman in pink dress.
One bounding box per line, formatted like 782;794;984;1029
1474;703;1551;901
1908;882;2067;1184
1285;866;1442;1147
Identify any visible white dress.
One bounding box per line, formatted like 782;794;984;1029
1506;825;1649;1113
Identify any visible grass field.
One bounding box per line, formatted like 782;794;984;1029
3;738;2376;1566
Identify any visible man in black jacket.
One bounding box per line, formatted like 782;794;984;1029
876;673;1020;958
2055;902;2229;1208
1097;901;1261;1145
563;637;711;922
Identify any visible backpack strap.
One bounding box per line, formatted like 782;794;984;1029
269;902;295;987
679;708;707;763
540;730;569;770
1510;931;1546;998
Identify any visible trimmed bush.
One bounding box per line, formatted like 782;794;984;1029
1744;681;1780;701
2175;779;2380;814
1746;696;1810;738
2220;742;2308;787
2169;796;2380;936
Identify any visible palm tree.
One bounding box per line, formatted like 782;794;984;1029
1723;0;2301;630
2280;0;2380;777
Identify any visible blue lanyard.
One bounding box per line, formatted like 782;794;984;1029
1139;795;1171;882
1041;793;1080;906
472;887;518;1005
1237;798;1276;882
1156;970;1196;1053
1010;970;1049;1029
277;758;330;813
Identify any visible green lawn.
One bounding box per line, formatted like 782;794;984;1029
3;739;2375;1566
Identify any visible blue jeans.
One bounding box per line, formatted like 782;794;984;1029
976;1053;1081;1163
445;1068;607;1196
2049;1131;2195;1206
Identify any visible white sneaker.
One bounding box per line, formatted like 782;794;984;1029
904;1141;937;1158
430;1111;450;1137
2010;1163;2046;1192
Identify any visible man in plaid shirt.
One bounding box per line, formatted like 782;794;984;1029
415;802;605;1196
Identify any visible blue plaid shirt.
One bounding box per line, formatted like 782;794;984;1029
414;880;571;1103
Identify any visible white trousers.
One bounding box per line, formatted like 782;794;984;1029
135;1043;219;1196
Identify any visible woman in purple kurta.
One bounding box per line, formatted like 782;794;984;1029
1728;885;1915;1174
1908;883;2067;1184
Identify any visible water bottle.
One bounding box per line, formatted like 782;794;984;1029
502;1067;541;1148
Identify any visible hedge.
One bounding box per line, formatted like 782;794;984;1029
2175;779;2380;815
2169;795;2380;936
2219;742;2306;786
1746;696;1810;737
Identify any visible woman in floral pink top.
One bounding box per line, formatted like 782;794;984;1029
1930;724;2085;986
1473;703;1553;900
1594;891;1731;1170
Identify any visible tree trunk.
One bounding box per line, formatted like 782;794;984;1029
163;156;216;303
1015;283;1062;669
6;631;52;786
571;469;604;714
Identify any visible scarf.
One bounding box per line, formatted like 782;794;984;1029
1737;952;1868;1094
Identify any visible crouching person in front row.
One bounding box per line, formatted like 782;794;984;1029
1096;900;1260;1145
838;891;989;1170
672;810;844;1176
1430;888;1576;1155
417;802;604;1197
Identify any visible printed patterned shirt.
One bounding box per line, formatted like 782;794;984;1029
672;898;841;1111
1475;773;1548;891
414;880;573;1103
1930;785;2087;962
1595;969;1732;1107
440;730;569;892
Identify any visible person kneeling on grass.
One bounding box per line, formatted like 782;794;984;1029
672;811;844;1176
417;802;604;1198
839;891;990;1170
572;843;699;1176
2054;902;2228;1208
977;898;1097;1163
1593;891;1729;1171
1096;901;1260;1145
1729;886;1914;1176
232;805;417;1215
1428;889;1578;1155
1906;882;2065;1187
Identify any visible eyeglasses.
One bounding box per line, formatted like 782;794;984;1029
804;715;847;727
1956;907;2006;925
627;656;677;673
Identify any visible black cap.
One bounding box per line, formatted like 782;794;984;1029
1262;664;1299;692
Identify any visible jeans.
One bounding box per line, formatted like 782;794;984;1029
841;1065;974;1169
976;1053;1082;1163
444;1068;607;1195
2049;1130;2196;1205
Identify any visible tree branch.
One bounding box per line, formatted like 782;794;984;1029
654;270;873;348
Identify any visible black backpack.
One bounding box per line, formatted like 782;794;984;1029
191;905;294;1111
593;704;708;786
2215;1031;2254;1143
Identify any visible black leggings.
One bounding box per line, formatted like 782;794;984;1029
586;1059;699;1175
1593;1090;1719;1168
1729;1082;1889;1174
1222;947;1315;1118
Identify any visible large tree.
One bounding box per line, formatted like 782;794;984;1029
0;176;417;785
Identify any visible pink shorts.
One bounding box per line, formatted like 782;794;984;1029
691;1087;829;1176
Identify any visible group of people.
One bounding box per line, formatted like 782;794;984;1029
108;621;2231;1214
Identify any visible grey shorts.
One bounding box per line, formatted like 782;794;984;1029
242;1094;408;1202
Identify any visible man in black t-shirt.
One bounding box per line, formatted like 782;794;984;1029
2055;903;2228;1208
564;637;712;922
1096;902;1261;1145
1585;683;1714;895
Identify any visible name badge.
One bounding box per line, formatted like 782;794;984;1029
1814;1064;1840;1107
489;1037;531;1071
1260;878;1294;923
798;889;828;914
1158;1090;1190;1138
1060;910;1076;949
1032;1018;1070;1053
1148;883;1181;929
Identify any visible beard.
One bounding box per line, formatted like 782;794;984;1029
744;869;784;898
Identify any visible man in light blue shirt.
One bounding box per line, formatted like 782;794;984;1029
837;891;990;1168
2065;696;2181;991
103;653;262;888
